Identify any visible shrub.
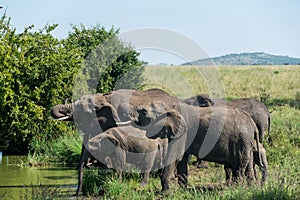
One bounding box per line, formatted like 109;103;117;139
0;14;144;155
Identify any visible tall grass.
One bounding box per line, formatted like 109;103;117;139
28;132;82;166
144;65;300;101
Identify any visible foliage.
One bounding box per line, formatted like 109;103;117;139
51;133;82;165
0;15;79;154
81;168;115;197
0;14;144;155
27;132;82;166
69;25;145;98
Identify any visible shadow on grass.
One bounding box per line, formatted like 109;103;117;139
44;175;75;180
268;98;300;109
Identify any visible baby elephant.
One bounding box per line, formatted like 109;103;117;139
88;126;168;185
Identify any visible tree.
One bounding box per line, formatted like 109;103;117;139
64;24;144;97
0;15;144;154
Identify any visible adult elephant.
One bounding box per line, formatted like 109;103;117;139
184;94;271;142
50;88;183;194
130;100;263;190
51;93;122;195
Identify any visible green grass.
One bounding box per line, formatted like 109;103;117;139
81;161;300;199
27;132;82;167
143;65;300;101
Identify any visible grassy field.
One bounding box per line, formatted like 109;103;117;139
143;65;300;101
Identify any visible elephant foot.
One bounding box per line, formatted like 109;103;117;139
73;191;80;197
177;174;188;188
160;188;171;196
140;181;148;187
225;179;233;186
197;160;209;168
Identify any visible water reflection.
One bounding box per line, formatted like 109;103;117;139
0;155;77;199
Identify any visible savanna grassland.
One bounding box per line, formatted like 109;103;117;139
78;65;300;200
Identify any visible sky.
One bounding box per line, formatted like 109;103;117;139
1;0;300;65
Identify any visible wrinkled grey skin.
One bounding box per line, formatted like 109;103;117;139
51;88;182;194
87;126;168;186
184;94;270;178
104;88;181;123
51;94;121;196
225;141;268;184
132;101;260;189
184;94;271;142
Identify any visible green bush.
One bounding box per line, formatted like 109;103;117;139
0;14;144;155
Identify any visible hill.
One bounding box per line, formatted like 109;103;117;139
182;52;300;65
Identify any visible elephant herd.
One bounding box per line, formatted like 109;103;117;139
50;88;270;196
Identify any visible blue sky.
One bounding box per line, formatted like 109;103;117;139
1;0;300;64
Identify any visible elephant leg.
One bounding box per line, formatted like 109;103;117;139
244;149;255;185
224;164;232;185
75;145;88;196
176;154;190;188
245;161;255;185
253;165;258;182
140;172;150;186
140;155;155;186
233;170;241;184
160;162;177;192
75;164;84;196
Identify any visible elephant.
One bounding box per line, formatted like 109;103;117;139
224;141;268;184
184;94;271;143
130;100;263;190
50;88;182;194
51;93;123;195
86;126;168;186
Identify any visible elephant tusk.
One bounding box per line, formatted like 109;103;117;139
116;121;132;126
53;116;71;121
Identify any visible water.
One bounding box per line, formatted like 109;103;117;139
0;154;78;199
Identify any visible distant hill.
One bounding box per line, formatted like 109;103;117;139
182;52;300;65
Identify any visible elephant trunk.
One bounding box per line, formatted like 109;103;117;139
51;104;73;121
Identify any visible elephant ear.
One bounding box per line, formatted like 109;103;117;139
164;108;187;140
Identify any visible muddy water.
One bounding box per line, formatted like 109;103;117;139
0;154;78;199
